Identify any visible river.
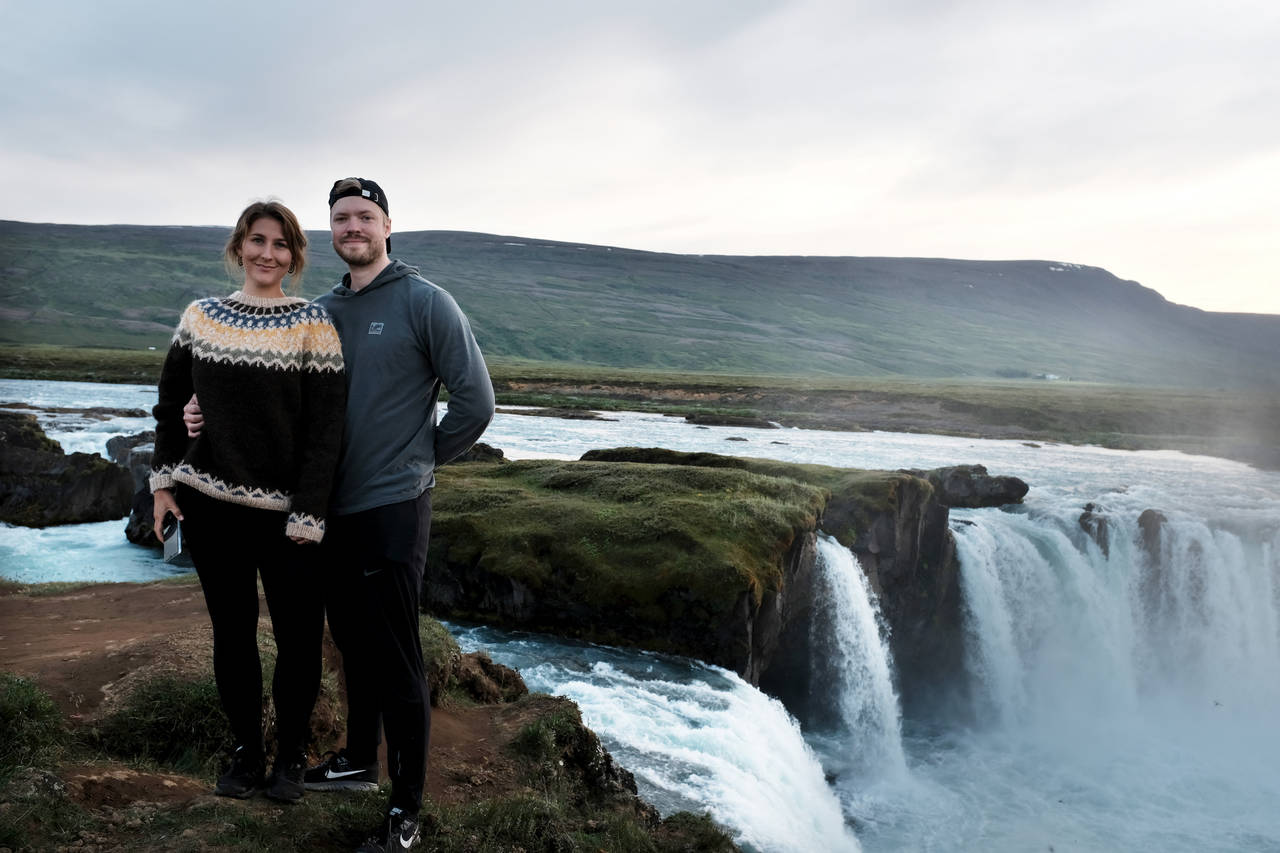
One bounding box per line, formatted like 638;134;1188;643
2;378;1278;852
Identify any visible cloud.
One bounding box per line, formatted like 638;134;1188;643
2;0;1278;313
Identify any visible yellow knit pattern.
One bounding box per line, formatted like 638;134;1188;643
175;294;344;373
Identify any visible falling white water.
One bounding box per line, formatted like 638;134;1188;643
949;507;1280;851
811;534;907;780
453;627;862;853
957;509;1280;725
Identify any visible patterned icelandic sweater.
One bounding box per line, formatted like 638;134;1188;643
149;291;346;542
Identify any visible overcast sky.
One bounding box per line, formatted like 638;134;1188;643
3;0;1277;314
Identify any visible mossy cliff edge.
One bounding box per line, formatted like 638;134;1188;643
427;449;1027;711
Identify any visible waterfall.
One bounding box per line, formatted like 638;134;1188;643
455;627;863;853
811;534;908;780
956;509;1280;725
950;508;1280;850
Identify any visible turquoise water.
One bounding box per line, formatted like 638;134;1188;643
3;378;1278;852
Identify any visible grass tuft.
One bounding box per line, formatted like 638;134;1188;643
0;673;67;774
91;675;231;775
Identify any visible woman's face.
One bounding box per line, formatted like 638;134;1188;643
239;216;293;294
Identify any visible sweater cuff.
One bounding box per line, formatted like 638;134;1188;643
286;512;325;543
149;468;175;493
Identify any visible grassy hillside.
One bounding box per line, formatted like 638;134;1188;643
1;220;1277;388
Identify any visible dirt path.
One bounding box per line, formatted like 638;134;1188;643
0;581;516;807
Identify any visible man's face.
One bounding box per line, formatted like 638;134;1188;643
330;196;391;268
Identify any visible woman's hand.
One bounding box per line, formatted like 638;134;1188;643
152;488;183;540
183;394;204;438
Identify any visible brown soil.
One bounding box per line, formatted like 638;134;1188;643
0;580;528;810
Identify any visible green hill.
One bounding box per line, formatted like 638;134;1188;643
1;220;1275;388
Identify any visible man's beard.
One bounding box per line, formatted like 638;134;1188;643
333;237;382;267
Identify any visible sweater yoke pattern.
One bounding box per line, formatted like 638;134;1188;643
176;297;344;373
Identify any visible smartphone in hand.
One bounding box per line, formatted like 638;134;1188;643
161;512;185;563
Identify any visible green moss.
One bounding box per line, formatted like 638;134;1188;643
434;460;826;612
420;615;462;702
657;812;741;852
576;447;909;545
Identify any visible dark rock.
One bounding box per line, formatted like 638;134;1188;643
106;431;154;470
453;442;505;464
0;412;133;526
1138;509;1167;558
685;413;778;429
125;483;159;546
902;464;1029;508
1079;502;1110;558
107;431;159;545
848;475;965;715
2;402;149;419
1136;508;1172;623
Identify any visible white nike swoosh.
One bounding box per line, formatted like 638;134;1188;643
325;768;370;779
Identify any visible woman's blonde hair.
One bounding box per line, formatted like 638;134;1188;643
223;200;308;292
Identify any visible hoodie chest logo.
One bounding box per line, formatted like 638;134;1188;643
368;322;385;336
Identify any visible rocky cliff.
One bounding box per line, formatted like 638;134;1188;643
427;449;1027;715
0;411;133;526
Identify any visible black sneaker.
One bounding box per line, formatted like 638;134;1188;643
265;753;306;803
214;745;265;799
355;808;420;852
303;749;379;792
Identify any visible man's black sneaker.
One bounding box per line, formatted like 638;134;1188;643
355;808;420;852
214;745;265;799
265;754;306;803
303;749;379;792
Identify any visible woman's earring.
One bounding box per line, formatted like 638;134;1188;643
288;265;295;275
237;256;243;267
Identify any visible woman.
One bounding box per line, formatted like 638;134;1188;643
150;200;345;802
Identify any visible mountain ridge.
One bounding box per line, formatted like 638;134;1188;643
1;220;1275;389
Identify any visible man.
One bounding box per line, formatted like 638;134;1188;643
315;177;494;852
188;177;494;852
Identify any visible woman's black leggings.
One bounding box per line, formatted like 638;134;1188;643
178;486;324;762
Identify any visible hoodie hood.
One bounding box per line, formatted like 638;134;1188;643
330;259;421;297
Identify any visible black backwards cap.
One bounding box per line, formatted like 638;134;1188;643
328;177;391;252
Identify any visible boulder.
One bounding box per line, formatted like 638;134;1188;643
106;431;155;489
0;411;133;526
1079;502;1110;557
1138;508;1167;558
902;464;1029;507
106;431;158;546
453;441;506;464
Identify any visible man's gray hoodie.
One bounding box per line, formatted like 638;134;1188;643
316;260;495;515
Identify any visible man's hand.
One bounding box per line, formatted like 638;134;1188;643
152;487;183;540
183;394;203;438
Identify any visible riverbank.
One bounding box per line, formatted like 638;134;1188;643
2;344;1277;469
0;576;737;852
